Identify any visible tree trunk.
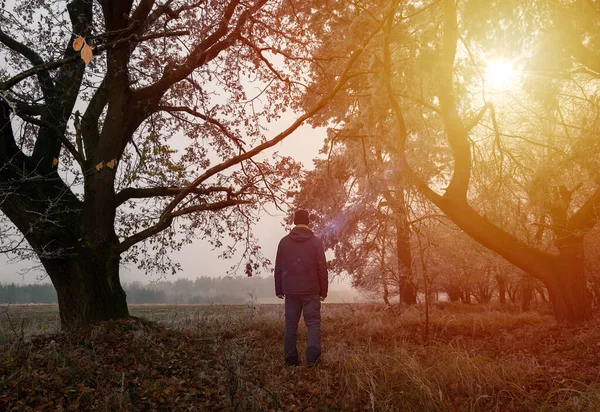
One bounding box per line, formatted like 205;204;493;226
398;276;417;304
496;274;507;304
379;231;390;306
544;193;592;322
544;242;591;323
395;216;417;305
461;287;471;304
520;277;534;312
545;275;590;322
446;284;461;302
0;148;129;329
381;276;390;306
43;248;129;329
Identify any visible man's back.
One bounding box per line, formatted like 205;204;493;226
275;226;328;297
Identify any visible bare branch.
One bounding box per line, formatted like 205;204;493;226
569;41;600;77
171;199;252;218
465;103;489;132
239;35;297;87
0;30;189;91
81;78;108;158
111;12;388;252
115;185;233;206
117;199;250;253
157;105;246;149
14;113;86;168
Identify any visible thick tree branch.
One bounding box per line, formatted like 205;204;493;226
409;173;557;282
145;0;205;27
146;0;177;24
438;0;471;200
0;101;19;160
112;12;387;252
567;187;600;233
115;185;233;206
0;55;80;92
82;78;108;157
465;103;490;132
26;0;93;169
12;108;86;168
170;199;252;218
0;27;55;95
100;0;135;32
129;0;156;33
383;3;407;155
1;93;44;116
117;199;250;253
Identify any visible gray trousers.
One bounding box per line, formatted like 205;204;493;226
284;294;321;365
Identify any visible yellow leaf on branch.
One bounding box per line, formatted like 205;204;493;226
95;161;103;171
52;158;58;167
81;43;93;65
73;36;85;51
106;159;116;169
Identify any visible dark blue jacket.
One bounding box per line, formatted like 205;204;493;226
274;226;328;297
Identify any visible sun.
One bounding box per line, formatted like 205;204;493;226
484;59;519;93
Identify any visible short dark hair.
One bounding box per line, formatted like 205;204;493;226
293;209;310;225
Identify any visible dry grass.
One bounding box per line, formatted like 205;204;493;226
1;302;600;410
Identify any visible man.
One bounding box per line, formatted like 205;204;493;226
275;209;328;367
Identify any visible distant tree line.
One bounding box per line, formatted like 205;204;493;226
0;276;278;304
0;283;58;304
126;275;278;304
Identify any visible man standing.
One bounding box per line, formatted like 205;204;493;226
275;209;328;367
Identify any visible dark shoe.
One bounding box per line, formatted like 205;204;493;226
285;361;300;367
307;361;318;368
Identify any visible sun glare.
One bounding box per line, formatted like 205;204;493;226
484;59;519;93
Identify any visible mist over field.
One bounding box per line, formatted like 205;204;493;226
0;275;361;305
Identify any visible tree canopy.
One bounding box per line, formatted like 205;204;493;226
290;0;600;322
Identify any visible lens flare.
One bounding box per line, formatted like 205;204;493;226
484;59;518;92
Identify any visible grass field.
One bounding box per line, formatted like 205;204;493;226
1;302;599;411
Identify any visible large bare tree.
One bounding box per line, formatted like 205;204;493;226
0;0;377;328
